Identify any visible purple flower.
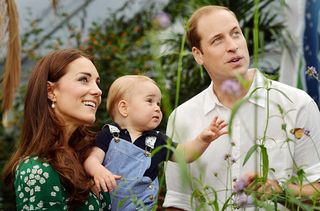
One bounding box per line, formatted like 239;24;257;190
306;66;318;78
303;128;310;136
154;12;171;29
221;79;241;96
233;177;248;192
234;192;253;208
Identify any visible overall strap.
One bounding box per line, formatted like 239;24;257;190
106;124;120;142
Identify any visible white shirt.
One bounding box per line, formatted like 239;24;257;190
163;70;320;210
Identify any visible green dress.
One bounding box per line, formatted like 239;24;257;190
14;156;111;210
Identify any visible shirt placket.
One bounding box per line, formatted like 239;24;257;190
231;117;241;184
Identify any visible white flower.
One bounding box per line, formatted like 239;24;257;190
37;201;43;208
39;178;46;184
30;196;35;202
35;186;41;192
19;192;24;198
43;172;49;179
53;186;59;191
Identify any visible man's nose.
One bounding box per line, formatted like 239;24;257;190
226;37;238;52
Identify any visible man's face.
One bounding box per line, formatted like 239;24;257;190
192;9;250;82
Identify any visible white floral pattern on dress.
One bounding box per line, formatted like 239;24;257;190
15;156;111;210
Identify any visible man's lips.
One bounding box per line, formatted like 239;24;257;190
227;56;242;63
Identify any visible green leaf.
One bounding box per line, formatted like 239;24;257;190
243;144;259;166
260;145;269;180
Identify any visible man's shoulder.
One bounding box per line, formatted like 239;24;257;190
270;79;312;101
175;86;210;110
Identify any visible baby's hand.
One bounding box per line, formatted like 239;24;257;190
92;166;122;192
200;116;228;143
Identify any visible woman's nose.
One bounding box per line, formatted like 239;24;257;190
92;83;102;96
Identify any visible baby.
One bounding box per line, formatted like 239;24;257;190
84;75;228;210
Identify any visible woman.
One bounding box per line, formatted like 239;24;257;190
2;49;111;210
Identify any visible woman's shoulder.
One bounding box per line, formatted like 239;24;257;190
14;156;68;210
15;156;59;180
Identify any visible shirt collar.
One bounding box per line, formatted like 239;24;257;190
203;69;267;115
203;82;221;115
246;69;267;108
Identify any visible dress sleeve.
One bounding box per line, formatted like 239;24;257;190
14;157;67;210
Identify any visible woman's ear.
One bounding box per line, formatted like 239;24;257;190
47;81;56;101
118;100;128;117
192;46;204;65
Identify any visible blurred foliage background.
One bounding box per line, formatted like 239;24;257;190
0;0;289;209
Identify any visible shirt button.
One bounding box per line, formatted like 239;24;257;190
149;195;154;201
148;184;153;189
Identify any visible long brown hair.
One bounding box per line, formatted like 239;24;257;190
2;49;96;208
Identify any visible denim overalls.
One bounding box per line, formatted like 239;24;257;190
103;125;159;211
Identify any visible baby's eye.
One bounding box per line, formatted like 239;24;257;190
146;98;153;103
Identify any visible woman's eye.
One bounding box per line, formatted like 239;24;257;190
79;77;88;83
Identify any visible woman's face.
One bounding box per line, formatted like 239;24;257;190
50;57;102;130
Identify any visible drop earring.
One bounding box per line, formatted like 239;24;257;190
51;101;56;108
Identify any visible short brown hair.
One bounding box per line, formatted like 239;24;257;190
107;75;157;120
187;5;237;50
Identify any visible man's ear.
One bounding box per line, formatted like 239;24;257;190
192;46;204;65
47;81;56;101
118;100;129;117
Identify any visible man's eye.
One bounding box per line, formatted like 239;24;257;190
232;31;241;37
212;37;222;45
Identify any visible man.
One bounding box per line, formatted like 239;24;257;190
163;5;320;210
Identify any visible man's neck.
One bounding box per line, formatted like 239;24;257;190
213;69;255;108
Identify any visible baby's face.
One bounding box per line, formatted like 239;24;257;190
126;81;163;131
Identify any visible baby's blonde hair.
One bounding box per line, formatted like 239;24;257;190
106;75;157;120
